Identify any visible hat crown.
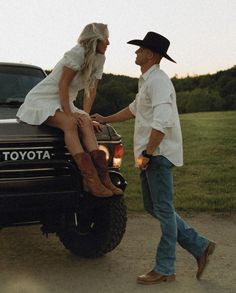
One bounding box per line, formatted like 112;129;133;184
127;31;176;63
143;32;170;54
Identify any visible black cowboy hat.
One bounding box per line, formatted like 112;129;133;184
127;31;176;63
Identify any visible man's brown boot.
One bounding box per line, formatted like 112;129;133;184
137;270;176;285
90;150;123;195
73;152;113;197
196;241;216;280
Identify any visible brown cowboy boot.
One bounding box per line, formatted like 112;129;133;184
196;241;216;280
73;152;113;197
90;150;123;195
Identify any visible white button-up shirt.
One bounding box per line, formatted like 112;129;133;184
129;64;183;167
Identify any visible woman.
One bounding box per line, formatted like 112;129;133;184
17;23;123;197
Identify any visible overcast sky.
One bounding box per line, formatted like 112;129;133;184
1;0;236;78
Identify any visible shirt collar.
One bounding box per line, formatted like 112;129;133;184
141;64;160;81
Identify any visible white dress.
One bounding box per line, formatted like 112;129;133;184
16;44;105;125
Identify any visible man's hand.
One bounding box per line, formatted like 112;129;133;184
136;155;150;171
91;113;106;124
92;120;103;132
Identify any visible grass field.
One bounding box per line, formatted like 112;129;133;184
112;111;236;213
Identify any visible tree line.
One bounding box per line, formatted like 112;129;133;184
172;65;236;113
46;65;236;115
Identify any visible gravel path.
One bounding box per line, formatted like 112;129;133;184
0;212;235;293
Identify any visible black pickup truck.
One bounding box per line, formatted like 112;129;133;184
0;62;127;257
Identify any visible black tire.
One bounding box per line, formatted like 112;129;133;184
57;196;127;258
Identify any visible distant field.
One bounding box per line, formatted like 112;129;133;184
112;111;236;212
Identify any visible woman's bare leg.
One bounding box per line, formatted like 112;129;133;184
45;110;112;197
45;111;84;156
78;115;98;152
45;110;98;155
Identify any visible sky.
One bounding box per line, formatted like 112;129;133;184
1;0;236;78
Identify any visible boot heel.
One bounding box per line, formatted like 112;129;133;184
165;275;176;282
208;242;216;255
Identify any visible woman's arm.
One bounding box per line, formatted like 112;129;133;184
83;79;99;114
59;66;78;115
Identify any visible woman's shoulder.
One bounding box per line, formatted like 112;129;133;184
62;44;85;71
67;44;85;56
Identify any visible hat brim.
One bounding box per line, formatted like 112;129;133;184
127;39;144;47
127;39;176;63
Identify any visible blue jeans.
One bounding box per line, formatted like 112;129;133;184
140;155;209;275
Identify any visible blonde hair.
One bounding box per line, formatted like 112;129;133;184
78;23;109;94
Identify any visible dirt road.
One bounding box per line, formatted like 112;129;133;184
0;212;235;293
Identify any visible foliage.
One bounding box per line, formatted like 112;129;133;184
46;65;236;115
172;65;236;113
92;65;236;115
74;74;138;115
177;88;224;113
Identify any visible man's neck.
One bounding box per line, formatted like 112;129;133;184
140;61;159;75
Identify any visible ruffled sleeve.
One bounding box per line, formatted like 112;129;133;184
63;45;85;71
93;54;106;79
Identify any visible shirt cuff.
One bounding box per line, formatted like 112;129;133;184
150;121;166;134
129;102;136;116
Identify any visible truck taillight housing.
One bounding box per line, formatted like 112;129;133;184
98;144;110;161
113;144;124;169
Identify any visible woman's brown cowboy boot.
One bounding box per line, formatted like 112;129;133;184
73;152;113;197
90;150;123;195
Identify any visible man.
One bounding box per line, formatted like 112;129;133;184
92;32;215;284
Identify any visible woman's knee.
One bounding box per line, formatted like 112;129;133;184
80;115;93;128
46;111;77;133
79;116;94;135
62;119;78;133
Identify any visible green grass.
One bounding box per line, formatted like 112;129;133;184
112;111;236;213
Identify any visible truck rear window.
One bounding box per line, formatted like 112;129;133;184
0;65;46;103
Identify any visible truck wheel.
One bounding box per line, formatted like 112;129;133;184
57;196;127;258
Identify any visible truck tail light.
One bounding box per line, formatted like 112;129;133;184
113;144;124;168
98;145;110;160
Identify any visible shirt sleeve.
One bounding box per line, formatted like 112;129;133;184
148;77;175;133
93;54;106;79
63;45;85;71
151;103;174;133
129;99;137;116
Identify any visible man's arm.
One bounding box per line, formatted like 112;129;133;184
91;106;134;124
138;128;165;170
146;129;165;155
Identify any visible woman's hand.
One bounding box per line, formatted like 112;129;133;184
71;113;102;131
91;113;106;124
70;113;90;127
